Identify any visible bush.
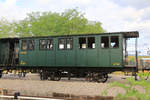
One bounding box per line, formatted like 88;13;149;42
101;72;150;100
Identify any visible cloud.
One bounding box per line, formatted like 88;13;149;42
111;0;150;9
0;0;150;53
38;0;52;5
64;0;92;5
140;7;150;21
0;0;31;20
125;0;150;9
1;0;17;7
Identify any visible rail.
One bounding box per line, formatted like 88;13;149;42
0;95;64;100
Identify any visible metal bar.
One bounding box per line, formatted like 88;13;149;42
135;38;138;71
0;95;64;100
135;38;138;80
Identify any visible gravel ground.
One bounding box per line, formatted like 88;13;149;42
0;74;142;97
0;79;107;96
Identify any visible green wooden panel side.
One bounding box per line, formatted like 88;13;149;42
56;51;66;66
76;49;87;66
86;36;98;67
87;49;97;67
110;50;122;67
56;50;76;67
99;49;110;67
36;38;55;66
110;34;123;67
55;37;75;67
99;34;123;67
18;33;124;68
19;39;38;66
65;51;75;66
19;51;28;66
76;36;87;66
99;35;110;67
55;38;65;66
26;51;37;66
46;50;55;66
37;51;46;66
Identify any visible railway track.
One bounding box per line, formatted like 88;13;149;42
0;95;64;100
1;73;112;83
0;73;133;83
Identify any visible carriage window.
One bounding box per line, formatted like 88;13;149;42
47;39;53;50
111;36;119;48
22;40;27;50
28;40;34;50
101;36;109;48
66;38;73;49
40;39;53;50
40;40;47;49
88;37;95;49
59;38;65;49
79;37;86;49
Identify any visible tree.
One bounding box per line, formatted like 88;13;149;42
0;18;17;38
15;8;105;37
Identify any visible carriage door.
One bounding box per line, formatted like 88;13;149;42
100;36;110;67
39;38;55;66
110;35;122;67
87;37;97;67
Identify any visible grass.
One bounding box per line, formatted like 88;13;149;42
101;72;150;100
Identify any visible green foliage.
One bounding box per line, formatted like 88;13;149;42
0;18;17;38
101;73;150;100
117;77;150;100
15;8;105;37
0;8;105;37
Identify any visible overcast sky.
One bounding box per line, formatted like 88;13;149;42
0;0;150;55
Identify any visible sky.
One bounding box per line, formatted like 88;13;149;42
0;0;150;55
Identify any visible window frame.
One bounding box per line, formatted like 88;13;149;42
21;40;28;51
101;36;109;49
39;39;47;50
39;39;53;50
66;38;73;50
58;37;73;50
47;39;53;50
21;39;35;51
78;37;87;49
87;37;95;49
28;39;35;50
58;38;66;50
110;36;119;48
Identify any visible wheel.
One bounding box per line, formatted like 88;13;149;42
18;73;22;78
40;73;44;80
0;70;2;78
0;74;2;78
85;72;93;82
23;72;26;77
40;72;48;80
50;71;61;81
97;74;108;83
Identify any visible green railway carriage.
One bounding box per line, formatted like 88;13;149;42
19;33;122;67
0;31;139;82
